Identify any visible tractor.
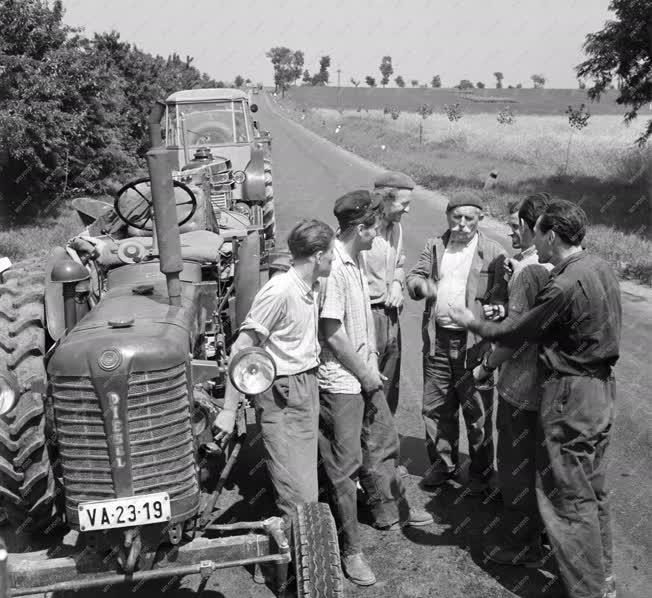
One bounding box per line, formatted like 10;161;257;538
163;88;275;242
0;100;343;597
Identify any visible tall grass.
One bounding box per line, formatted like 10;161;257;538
315;109;646;183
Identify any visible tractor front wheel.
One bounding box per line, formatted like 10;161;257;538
291;502;344;598
262;159;276;243
0;258;59;534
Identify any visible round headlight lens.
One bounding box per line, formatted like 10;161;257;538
0;374;18;416
233;170;246;184
228;347;276;395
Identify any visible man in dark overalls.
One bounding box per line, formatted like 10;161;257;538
450;199;621;598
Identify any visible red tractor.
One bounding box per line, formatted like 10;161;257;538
0;101;342;597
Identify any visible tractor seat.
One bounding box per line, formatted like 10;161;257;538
94;230;225;269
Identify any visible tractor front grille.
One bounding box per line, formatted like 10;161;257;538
52;363;198;514
210;189;233;212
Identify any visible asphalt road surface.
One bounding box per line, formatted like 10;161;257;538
61;94;652;598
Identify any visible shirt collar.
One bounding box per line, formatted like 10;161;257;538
518;245;537;260
551;249;586;277
288;267;316;295
334;239;357;265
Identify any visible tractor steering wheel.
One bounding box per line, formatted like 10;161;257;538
114;178;197;231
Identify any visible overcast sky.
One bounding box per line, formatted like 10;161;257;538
62;0;613;88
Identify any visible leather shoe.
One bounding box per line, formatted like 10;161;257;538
342;553;376;586
483;543;545;568
421;468;455;488
374;507;434;531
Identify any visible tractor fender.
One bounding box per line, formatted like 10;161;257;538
44;247;69;341
242;143;266;205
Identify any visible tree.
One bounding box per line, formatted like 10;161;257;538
457;79;474;90
515;83;523;89
431;75;442;88
310;55;331;86
365;75;377;87
493;71;504;89
576;0;652;145
531;74;546;88
578;79;587;90
379;56;393;87
302;69;311;84
411;79;419;87
395;75;405;88
265;46;304;96
234;75;244;87
350;78;360;87
476;81;486;89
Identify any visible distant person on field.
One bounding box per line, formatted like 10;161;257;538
475;193;553;567
406;191;507;494
363;171;415;476
215;220;335;523
449;200;622;598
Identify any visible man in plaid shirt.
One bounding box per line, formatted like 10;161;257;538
318;190;432;587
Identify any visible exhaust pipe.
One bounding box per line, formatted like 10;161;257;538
147;101;183;307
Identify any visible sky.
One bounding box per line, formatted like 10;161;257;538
61;0;614;89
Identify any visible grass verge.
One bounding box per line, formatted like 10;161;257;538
278;99;652;286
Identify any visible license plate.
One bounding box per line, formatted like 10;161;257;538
78;493;171;532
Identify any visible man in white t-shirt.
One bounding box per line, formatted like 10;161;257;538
406;191;507;493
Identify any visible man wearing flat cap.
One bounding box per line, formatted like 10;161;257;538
318;190;432;586
406;190;507;494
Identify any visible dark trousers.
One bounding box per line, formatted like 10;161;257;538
536;375;615;598
422;327;494;480
371;306;401;415
318;389;406;556
255;369;319;521
496;396;542;548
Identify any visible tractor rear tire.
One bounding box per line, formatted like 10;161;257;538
262;159;276;243
0;258;59;534
291;502;344;598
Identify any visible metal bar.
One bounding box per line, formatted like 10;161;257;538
0;537;8;598
199;431;246;527
10;553;290;596
204;521;270;532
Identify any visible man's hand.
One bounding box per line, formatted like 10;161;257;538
483;304;506;321
386;280;404;308
415;279;437;300
361;356;384;393
213;408;236;445
448;304;475;328
472;364;492;383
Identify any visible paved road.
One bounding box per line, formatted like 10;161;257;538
69;94;652;598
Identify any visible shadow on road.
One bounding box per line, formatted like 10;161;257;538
398;434;565;598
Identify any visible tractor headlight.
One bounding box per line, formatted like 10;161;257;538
233;170;246;184
0;373;19;416
228;347;276;395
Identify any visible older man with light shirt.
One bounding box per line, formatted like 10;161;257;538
406;191;507;494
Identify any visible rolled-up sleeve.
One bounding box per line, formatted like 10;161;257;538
240;283;285;341
319;269;346;322
406;240;432;299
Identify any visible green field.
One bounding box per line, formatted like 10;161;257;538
287;86;631;116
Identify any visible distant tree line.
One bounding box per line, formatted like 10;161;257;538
0;0;238;224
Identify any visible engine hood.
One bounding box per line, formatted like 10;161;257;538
48;281;202;377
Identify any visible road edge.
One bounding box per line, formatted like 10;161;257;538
265;93;652;303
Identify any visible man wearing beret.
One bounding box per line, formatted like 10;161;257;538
318;190;433;586
406;191;507;494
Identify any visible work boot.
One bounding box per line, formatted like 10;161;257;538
483;543;545;568
603;575;617;598
374;507;434;531
341;553;376;586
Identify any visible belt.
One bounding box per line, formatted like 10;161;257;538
370;303;397;311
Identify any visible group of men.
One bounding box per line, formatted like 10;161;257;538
216;172;622;598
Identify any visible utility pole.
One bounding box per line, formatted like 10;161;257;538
337;69;341;88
